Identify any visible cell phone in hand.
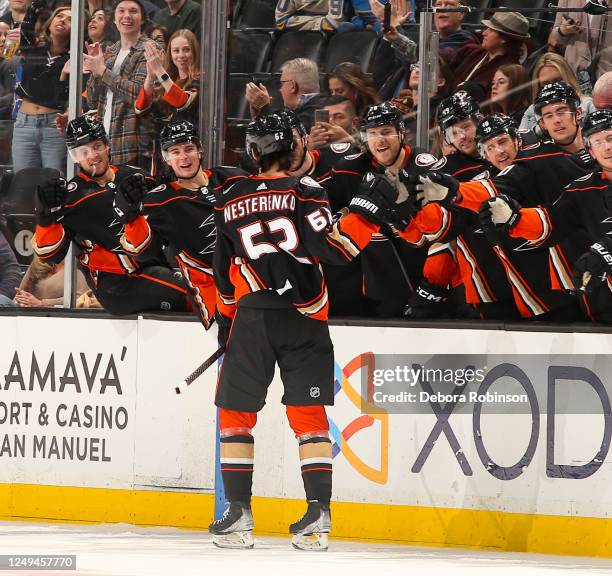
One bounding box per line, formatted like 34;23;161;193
383;1;392;33
314;109;330;124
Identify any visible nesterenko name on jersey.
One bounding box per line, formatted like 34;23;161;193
224;193;297;223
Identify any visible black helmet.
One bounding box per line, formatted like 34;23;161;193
277;108;307;137
582;109;612;147
534;81;580;119
160;120;201;151
245;111;294;159
360;102;405;133
66;114;107;149
438;91;481;132
476;114;518;145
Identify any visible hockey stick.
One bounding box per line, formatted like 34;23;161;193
175;345;226;395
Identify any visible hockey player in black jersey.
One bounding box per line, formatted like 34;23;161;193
413;83;596;320
32;114;189;315
208;111;396;550
326;102;439;316
117;120;247;327
429;92;491;181
406;93;493;319
480;109;612;322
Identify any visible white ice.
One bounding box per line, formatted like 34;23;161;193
2;521;612;576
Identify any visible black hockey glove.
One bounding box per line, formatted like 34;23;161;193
478;195;521;233
215;311;232;349
348;175;398;226
36;177;68;227
414;172;460;207
403;281;449;319
572;237;612;294
114;173;148;223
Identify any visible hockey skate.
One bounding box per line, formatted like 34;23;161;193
289;501;331;551
209;501;254;549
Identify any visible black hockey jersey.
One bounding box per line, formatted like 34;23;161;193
509;170;612;321
121;167;247;327
33;165;166;275
450;140;594;316
213;173;378;321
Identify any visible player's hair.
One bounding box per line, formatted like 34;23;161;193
280;58;320;94
258;149;293;172
531;53;584;101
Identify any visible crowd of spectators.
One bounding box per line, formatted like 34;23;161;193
0;0;611;324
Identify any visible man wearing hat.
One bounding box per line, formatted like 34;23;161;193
448;11;531;100
84;0;154;169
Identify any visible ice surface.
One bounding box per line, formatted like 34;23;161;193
2;521;612;576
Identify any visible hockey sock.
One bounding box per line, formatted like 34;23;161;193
220;435;254;504
298;436;332;504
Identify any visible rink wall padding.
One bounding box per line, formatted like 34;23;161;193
2;311;612;558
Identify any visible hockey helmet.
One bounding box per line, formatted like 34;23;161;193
160;120;201;151
534;81;580;119
476;114;518;144
582;109;612;147
245;111;294;159
277;108;307;138
437;91;481;133
360;102;405;134
66;114;107;149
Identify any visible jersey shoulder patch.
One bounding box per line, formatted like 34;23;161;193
414;152;438;167
343;152;365;161
300;175;323;188
67;181;78;193
431;157;448;170
521;141;541;151
330;142;352;154
148;184;167;194
471;170;490;181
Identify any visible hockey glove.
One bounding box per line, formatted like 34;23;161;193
415;172;460;207
114;173;148;223
348;175;397;226
572;236;612;294
403;281;449;319
36;177;68;226
215;311;232;349
478;195;521;233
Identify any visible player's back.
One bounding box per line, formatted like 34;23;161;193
214;173;338;318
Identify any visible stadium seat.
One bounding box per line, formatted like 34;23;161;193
323;29;378;73
228;30;274;74
460;0;492;26
1;167;59;266
270;31;328;73
234;0;277;30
